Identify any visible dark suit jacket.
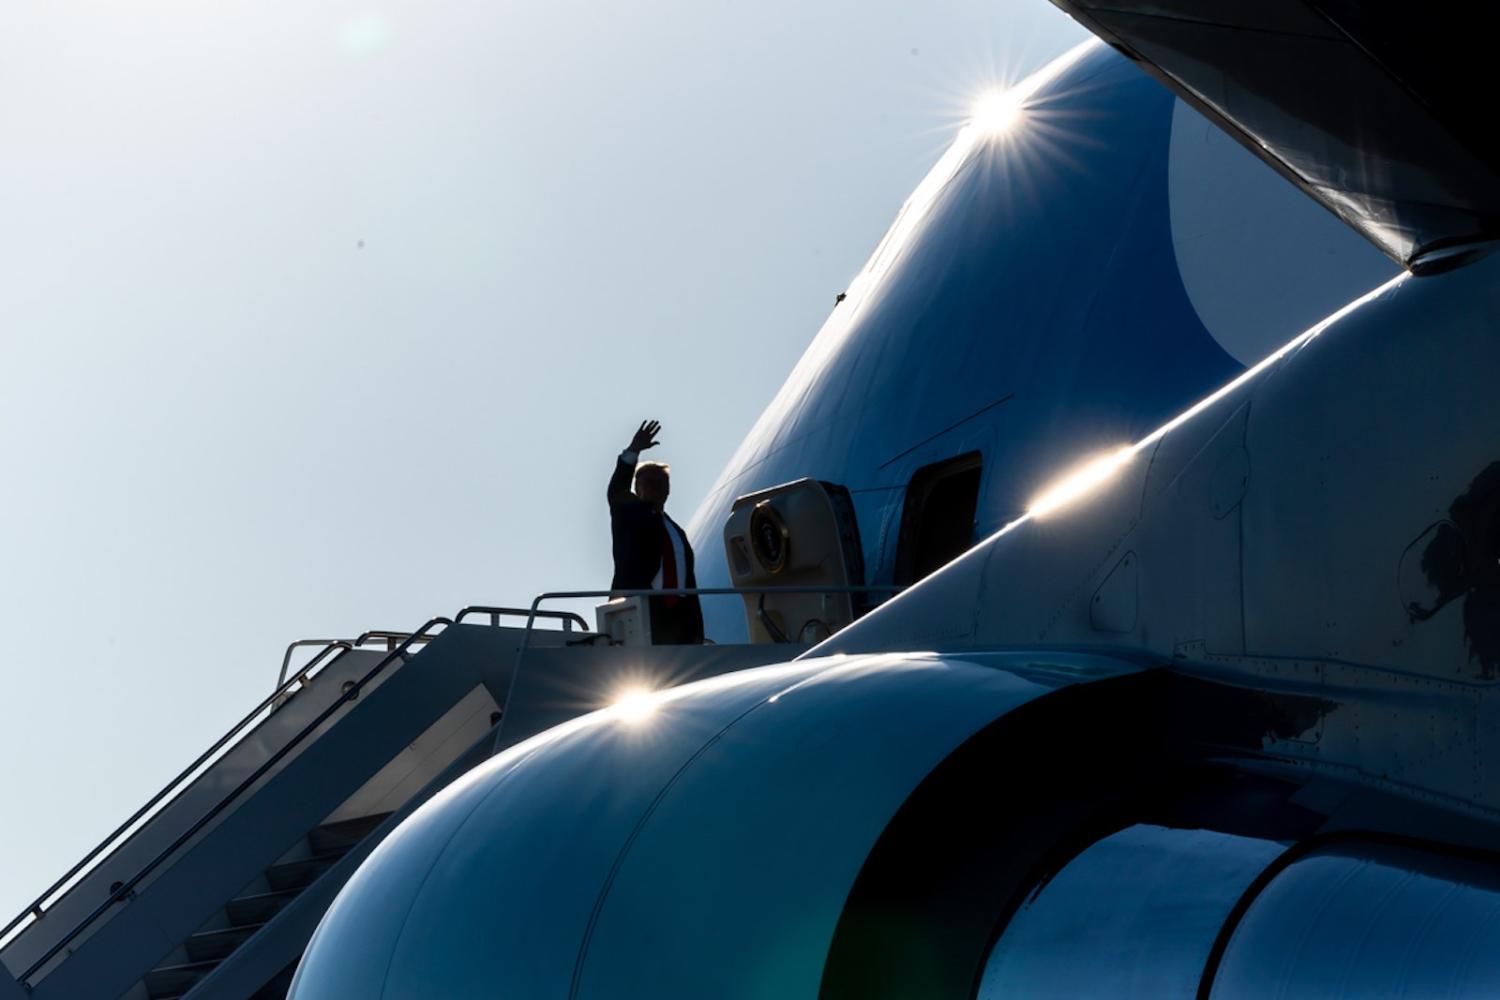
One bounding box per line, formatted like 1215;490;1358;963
608;455;704;643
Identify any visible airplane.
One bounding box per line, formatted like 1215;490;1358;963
6;2;1499;998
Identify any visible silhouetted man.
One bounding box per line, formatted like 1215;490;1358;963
608;420;705;644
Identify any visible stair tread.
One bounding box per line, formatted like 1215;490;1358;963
317;811;391;832
265;850;347;891
185;921;267;962
307;812;391;852
224;887;301;925
151;959;220;974
270;848;347;869
144;959;219;998
232;887;301;903
190;920;267;940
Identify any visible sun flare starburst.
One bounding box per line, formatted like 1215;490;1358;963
972;89;1025;134
609;686;659;724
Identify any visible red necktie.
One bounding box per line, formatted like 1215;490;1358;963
660;520;680;606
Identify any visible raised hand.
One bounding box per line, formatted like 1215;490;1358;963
628;420;661;453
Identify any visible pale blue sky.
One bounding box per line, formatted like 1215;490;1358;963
0;1;1085;916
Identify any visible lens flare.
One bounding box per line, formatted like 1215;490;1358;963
1028;447;1135;518
972;89;1025;134
609;686;659;724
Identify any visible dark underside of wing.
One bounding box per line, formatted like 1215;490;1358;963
1046;0;1500;271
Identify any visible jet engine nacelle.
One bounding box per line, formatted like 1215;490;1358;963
289;652;1500;999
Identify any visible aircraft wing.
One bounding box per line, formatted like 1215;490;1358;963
1046;0;1500;271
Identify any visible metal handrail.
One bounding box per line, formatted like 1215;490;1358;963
353;629;442;651
0;637;362;953
500;586;905;730
18;616;453;986
455;605;590;632
276;639;354;689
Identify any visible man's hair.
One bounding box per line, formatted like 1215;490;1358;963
635;461;671;488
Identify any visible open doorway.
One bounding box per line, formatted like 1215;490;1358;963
894;452;983;585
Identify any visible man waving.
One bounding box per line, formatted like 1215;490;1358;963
607;420;705;644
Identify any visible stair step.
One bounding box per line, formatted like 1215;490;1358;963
144;959;219;998
143;816;394;1000
307;812;391;854
225;887;300;926
265;851;345;892
185;921;267;962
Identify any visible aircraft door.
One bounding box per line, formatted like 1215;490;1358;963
894;452;983;585
722;479;866;643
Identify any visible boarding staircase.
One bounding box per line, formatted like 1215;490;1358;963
0;600;809;1000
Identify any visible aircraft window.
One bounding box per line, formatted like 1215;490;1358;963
976;824;1283;999
894;452;982;585
1206;842;1500;999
